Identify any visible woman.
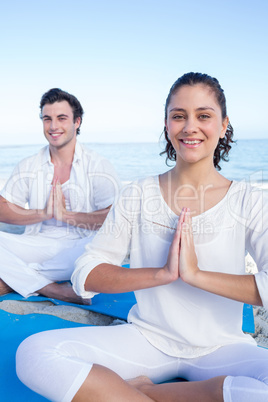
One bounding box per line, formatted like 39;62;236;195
16;73;268;401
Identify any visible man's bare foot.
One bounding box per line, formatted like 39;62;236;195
38;282;92;305
0;279;13;296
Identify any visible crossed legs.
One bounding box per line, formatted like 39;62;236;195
0;231;91;303
16;324;268;402
73;366;225;402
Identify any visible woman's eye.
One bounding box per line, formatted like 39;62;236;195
173;115;184;120
199;114;210;119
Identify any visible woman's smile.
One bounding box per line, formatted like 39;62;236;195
179;138;203;148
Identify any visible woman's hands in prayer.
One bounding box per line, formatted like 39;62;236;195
179;208;199;285
163;207;199;285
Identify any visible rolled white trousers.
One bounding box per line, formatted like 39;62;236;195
16;323;268;402
0;230;91;297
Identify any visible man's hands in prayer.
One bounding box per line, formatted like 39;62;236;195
44;178;67;223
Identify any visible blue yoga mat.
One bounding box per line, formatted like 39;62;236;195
0;290;136;320
0;291;255;332
0;291;255;402
0;309;87;402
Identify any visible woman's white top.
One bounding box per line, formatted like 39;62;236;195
72;176;268;358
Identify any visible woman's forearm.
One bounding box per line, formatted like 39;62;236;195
188;270;263;306
85;263;174;294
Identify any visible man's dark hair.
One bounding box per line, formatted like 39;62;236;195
40;88;84;135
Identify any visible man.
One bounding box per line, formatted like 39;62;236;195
0;88;120;303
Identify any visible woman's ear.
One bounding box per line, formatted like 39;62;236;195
220;116;229;138
165;120;169;137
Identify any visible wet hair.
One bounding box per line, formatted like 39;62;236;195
40;88;84;135
160;72;235;170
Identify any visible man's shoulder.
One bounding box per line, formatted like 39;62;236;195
75;142;120;184
76;142;110;166
14;145;49;170
77;142;102;158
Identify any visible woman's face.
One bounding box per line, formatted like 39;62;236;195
165;84;229;167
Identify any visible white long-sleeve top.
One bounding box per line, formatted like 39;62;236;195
72;176;268;358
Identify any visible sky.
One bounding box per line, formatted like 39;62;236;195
0;0;267;146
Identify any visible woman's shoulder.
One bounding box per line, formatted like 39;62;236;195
121;175;159;196
225;180;268;222
227;180;266;202
116;176;160;214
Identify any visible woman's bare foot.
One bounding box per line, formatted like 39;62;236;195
0;279;13;296
127;376;154;392
38;282;92;305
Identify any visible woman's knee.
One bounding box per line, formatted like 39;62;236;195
16;330;58;385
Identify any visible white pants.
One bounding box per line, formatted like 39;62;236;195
16;324;268;402
0;230;91;297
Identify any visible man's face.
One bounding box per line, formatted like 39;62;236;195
41;101;80;150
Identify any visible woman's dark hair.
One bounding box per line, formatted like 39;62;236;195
40;88;84;135
161;72;235;170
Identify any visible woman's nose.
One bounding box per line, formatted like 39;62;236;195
183;117;198;134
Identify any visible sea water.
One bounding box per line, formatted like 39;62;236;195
0;139;267;185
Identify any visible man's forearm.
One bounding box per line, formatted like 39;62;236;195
61;206;111;230
0;199;49;225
